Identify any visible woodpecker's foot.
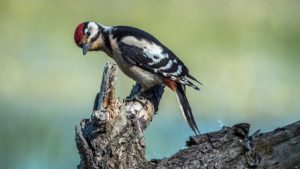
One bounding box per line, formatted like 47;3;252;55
124;96;148;110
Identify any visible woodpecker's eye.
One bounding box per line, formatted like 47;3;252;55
86;31;91;36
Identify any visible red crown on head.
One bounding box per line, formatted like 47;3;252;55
74;23;85;46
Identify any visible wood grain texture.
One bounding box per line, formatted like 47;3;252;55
75;62;300;169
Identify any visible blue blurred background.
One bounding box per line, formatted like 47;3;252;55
1;0;300;168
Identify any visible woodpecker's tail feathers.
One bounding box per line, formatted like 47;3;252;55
175;82;200;135
179;78;201;91
187;74;203;85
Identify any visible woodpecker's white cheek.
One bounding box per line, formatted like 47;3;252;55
89;30;97;39
88;22;98;30
87;22;99;37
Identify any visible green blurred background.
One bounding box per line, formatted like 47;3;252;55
1;0;300;168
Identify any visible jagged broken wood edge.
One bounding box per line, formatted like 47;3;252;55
75;62;300;169
75;62;164;169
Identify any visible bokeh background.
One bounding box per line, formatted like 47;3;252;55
1;0;300;168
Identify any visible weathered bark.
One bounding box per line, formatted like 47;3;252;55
75;62;164;169
155;122;300;169
75;62;300;169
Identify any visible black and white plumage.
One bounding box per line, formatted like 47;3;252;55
74;22;202;135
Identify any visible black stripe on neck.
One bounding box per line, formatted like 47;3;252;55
103;30;112;52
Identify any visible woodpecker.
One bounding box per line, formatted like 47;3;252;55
74;22;202;135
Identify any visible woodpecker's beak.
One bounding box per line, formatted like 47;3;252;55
82;44;90;55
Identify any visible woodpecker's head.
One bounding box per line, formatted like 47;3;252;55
74;22;105;55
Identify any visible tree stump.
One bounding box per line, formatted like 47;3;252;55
75;62;300;169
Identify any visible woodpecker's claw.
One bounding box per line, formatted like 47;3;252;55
124;96;148;110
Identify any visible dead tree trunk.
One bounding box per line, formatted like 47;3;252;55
75;62;300;169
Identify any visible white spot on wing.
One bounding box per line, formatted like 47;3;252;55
177;65;182;74
121;36;169;65
170;65;183;76
170;76;177;80
160;60;173;70
162;72;168;76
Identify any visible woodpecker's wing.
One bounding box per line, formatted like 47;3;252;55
113;26;201;135
114;26;200;90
